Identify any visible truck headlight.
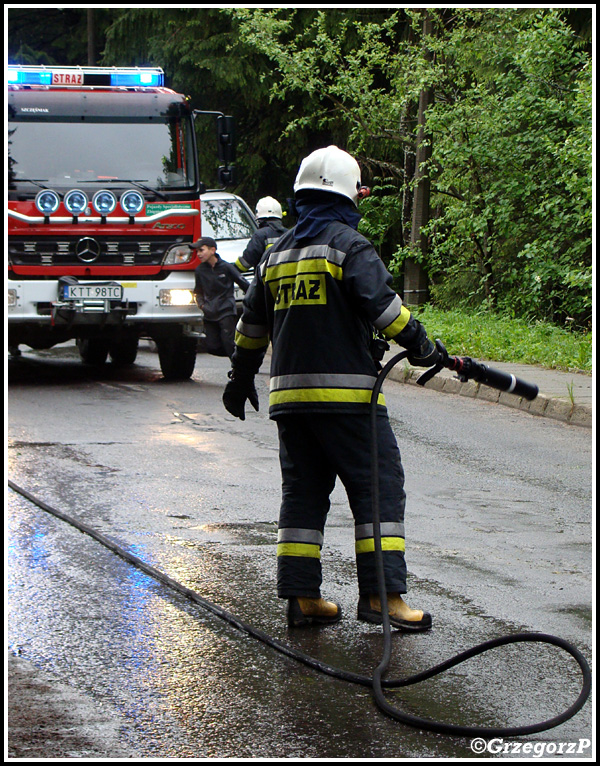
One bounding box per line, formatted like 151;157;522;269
120;190;145;216
8;288;18;307
159;289;195;306
163;244;194;265
64;189;89;216
92;189;117;215
35;189;60;215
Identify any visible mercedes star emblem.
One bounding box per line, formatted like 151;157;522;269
75;237;102;263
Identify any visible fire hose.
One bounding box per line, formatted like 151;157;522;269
8;342;591;737
368;342;590;735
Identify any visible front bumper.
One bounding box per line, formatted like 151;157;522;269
7;274;202;328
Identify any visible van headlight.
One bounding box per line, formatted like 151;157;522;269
163;244;193;265
159;289;195;306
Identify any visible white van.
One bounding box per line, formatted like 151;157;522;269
200;191;258;308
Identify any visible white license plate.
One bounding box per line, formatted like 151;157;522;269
65;283;123;300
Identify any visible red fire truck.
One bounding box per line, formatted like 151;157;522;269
8;64;236;380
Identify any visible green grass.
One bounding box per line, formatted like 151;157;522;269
410;306;592;374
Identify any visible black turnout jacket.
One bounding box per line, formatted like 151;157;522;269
232;220;428;417
234;218;288;273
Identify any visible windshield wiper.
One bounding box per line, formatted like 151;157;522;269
13;178;50;189
127;180;168;201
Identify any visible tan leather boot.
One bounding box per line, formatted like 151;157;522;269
357;593;432;631
287;596;342;627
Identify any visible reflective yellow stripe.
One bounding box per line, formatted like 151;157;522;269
355;537;406;555
269;388;386;406
264;258;343;283
271;373;377;390
235;331;269;350
277;542;321;559
381;305;411;338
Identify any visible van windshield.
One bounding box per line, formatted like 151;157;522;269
8;117;196;190
201;198;257;240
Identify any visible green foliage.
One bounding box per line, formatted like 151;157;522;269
413;306;592;373
415;9;592;327
233;7;592;328
7;8;117;66
357;178;404;249
231;9;413;166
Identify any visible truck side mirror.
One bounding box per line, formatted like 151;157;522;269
216;115;236;166
217;165;237;187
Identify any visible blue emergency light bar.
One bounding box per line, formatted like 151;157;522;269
8;68;52;86
8;65;164;88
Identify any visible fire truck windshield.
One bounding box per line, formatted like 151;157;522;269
8;117;197;192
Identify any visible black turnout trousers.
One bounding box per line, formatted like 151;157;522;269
275;411;408;598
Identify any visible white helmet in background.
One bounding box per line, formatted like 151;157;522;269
255;196;283;219
293;145;362;205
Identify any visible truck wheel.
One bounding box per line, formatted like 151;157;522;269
109;337;139;366
156;337;197;380
77;338;110;366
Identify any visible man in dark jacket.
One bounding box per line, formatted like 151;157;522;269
223;147;439;630
192;237;250;359
234;197;287;273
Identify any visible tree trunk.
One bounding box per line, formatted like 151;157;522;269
404;11;434;307
87;9;96;66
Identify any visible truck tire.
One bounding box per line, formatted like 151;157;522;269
77;338;110;366
109;337;139;366
156;337;197;381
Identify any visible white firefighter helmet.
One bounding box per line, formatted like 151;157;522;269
255;196;283;219
293;145;362;205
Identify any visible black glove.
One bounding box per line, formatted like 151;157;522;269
223;370;259;420
407;337;441;367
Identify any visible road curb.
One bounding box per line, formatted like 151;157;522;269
386;365;592;429
262;347;592;429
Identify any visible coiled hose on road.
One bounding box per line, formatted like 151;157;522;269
367;349;590;736
7;349;591;737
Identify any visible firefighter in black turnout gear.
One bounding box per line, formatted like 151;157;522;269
234;197;288;274
223;146;438;629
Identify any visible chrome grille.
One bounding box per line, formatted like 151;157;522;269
8;236;186;267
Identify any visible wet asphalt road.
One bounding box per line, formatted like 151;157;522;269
6;344;593;759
